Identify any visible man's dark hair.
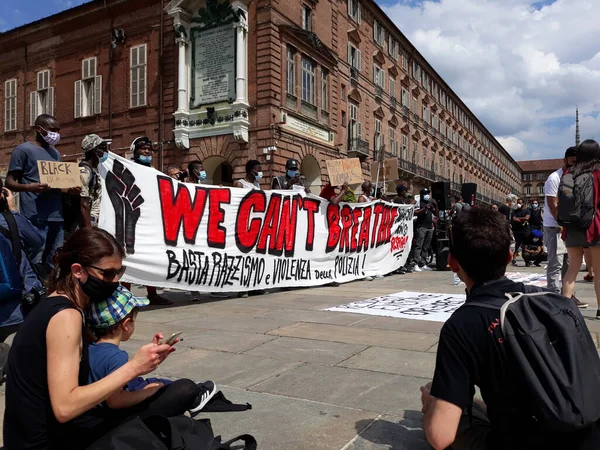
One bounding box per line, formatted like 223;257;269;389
564;146;578;159
166;164;179;173
450;208;511;284
572;139;600;178
245;159;260;174
455;194;463;202
188;160;203;172
34;114;57;128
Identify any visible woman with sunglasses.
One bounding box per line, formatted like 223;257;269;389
3;227;183;449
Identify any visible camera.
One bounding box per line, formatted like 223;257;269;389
22;286;47;317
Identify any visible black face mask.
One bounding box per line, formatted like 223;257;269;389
79;274;119;302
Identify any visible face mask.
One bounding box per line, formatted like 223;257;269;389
254;171;263;181
79;274;119;303
287;170;299;178
532;204;538;209
138;155;152;164
198;170;207;181
424;195;431;201
40;128;60;146
98;152;109;163
510;202;518;210
517;204;523;209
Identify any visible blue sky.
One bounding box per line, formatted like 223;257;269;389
2;0;598;161
0;0;91;31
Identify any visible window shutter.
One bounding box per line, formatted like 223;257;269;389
46;87;54;116
357;121;362;138
347;43;352;65
74;80;82;119
91;58;97;77
357;2;360;23
94;75;102;114
82;59;88;79
347;0;351;15
356;49;361;70
374;21;377;41
37;72;44;90
30;91;38;126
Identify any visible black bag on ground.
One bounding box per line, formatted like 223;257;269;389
466;290;600;432
86;415;257;450
557;171;595;229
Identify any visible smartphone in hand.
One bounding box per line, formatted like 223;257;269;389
164;331;182;346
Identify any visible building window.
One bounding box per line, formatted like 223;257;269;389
373;20;384;46
30;70;54;126
389;77;396;98
301;56;315;105
75;57;102;118
536;173;545;181
390;128;398;156
286;46;296;96
302;5;312;31
348;0;361;23
422;107;430;124
373;64;384;88
401;134;408;160
402;52;408;71
524;184;532;195
374;118;383;155
4;79;17;132
537;184;544;195
388;36;398;60
348;103;361;142
341;84;346;100
412;97;418;115
130;45;147;108
321;69;329;112
401;88;409;107
341;110;346;127
348;43;361;70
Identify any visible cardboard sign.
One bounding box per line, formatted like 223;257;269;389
371;158;399;181
37;161;81;189
325;158;363;186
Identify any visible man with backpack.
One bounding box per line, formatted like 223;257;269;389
420;208;600;450
79;134;109;228
544;147;577;294
450;194;470;218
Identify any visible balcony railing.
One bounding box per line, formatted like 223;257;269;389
375;85;384;99
390;96;397;109
412;112;420;123
348;138;370;157
399;160;417;174
402;105;409;117
350;67;359;83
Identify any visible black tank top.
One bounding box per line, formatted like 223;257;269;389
3;295;89;450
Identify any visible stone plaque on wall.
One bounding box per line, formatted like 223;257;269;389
191;24;235;108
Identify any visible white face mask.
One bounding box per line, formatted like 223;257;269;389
254;171;263;181
39;127;60;146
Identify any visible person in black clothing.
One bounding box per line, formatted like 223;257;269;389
511;198;530;266
528;199;542;231
420;208;600;450
521;228;547;267
3;228;198;450
413;188;438;270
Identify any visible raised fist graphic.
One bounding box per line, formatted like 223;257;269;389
106;160;145;254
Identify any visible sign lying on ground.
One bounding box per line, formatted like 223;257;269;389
37;161;81;189
98;153;414;292
325;158;364;187
327;291;466;322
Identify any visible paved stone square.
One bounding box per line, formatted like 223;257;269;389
1;264;599;449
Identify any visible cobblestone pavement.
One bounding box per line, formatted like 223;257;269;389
1;263;599;449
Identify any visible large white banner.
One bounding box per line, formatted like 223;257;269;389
98;153;414;292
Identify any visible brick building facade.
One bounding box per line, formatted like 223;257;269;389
0;0;522;202
517;159;563;205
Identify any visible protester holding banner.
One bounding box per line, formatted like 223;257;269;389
413;188;437;271
319;181;350;205
3;227;180;450
124;137;172;306
187;160;207;184
358;181;375;203
5;114;70;276
235;160;262;190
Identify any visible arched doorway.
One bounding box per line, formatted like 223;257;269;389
301;155;321;191
203;156;234;186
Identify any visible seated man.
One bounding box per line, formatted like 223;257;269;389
420;208;600;450
522;229;547;267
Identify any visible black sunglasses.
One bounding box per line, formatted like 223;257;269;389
86;265;126;281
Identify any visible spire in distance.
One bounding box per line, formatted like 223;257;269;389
576;107;580;146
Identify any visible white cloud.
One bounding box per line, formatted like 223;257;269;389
382;0;600;160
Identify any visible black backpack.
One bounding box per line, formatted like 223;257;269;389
86;415;257;450
467;290;600;431
63;161;98;232
557;171;595;229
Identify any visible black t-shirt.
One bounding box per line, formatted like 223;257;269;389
4;295;89;450
512;207;531;231
529;208;543;229
416;200;434;229
430;278;600;450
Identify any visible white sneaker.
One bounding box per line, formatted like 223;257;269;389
365;276;374;281
413;265;422;272
422;266;433;271
189;381;217;416
373;274;384;280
